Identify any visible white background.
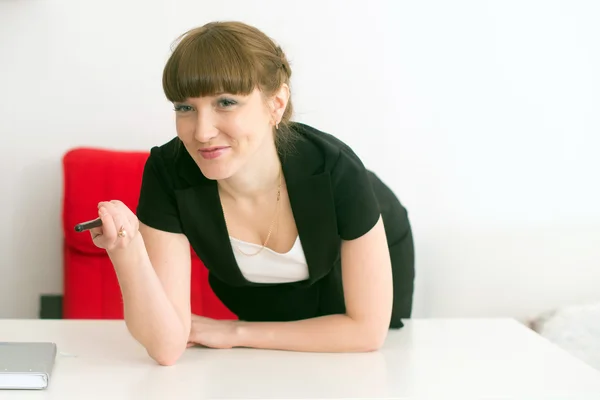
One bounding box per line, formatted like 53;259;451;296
0;0;598;320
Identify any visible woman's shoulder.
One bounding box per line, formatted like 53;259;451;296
147;137;183;165
143;137;202;191
289;122;367;172
292;122;356;154
291;123;380;241
142;137;178;179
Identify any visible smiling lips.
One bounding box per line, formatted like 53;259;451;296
198;146;229;160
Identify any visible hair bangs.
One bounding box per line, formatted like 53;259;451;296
163;29;259;102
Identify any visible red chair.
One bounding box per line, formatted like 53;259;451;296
61;147;236;320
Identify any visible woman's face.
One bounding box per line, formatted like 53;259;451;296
174;87;287;180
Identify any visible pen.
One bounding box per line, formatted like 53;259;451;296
74;218;103;232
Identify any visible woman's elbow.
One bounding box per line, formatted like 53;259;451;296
149;345;186;366
356;321;389;352
145;334;189;366
361;332;387;352
154;356;180;367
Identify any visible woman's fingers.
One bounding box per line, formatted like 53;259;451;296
98;203;118;244
89;225;103;241
91;200;138;250
109;200;138;236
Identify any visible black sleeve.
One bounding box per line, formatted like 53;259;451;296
136;146;183;234
331;148;381;241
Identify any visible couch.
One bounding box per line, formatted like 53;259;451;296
61;147;237;320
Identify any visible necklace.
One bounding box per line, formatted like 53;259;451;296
224;170;282;257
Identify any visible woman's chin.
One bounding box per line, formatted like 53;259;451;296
197;162;235;181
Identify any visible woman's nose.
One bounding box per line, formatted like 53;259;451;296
193;111;219;143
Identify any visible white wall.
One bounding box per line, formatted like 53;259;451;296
0;0;598;320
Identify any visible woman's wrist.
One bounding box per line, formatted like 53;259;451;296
233;320;273;348
233;320;248;347
107;232;146;268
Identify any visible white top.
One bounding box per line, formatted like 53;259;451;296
2;319;600;399
230;236;309;283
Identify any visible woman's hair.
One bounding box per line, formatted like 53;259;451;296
162;21;298;152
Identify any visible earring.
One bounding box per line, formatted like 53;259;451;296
276;122;279;130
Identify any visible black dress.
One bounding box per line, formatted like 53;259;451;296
136;122;415;328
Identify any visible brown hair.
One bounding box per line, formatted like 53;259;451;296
162;21;298;153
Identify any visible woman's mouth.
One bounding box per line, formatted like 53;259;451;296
198;146;229;160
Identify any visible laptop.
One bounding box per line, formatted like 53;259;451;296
0;342;57;390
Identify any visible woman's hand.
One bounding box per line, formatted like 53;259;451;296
91;200;140;252
187;315;239;349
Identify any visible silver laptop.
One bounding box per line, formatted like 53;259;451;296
0;342;57;390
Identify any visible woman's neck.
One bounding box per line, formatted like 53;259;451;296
218;140;282;201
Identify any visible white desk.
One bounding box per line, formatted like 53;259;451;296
1;318;599;399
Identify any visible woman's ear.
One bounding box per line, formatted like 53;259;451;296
270;83;290;124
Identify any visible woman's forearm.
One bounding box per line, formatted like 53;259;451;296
108;235;189;365
235;314;387;353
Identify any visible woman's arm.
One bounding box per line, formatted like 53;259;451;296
234;215;393;352
100;201;192;365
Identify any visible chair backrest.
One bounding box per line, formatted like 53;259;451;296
62;147;149;255
61;147;236;320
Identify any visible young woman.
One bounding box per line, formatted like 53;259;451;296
91;21;414;365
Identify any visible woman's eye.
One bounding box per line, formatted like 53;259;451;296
217;98;237;108
174;104;194;112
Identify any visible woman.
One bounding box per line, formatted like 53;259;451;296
91;21;414;365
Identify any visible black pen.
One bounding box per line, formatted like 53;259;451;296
74;218;103;232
